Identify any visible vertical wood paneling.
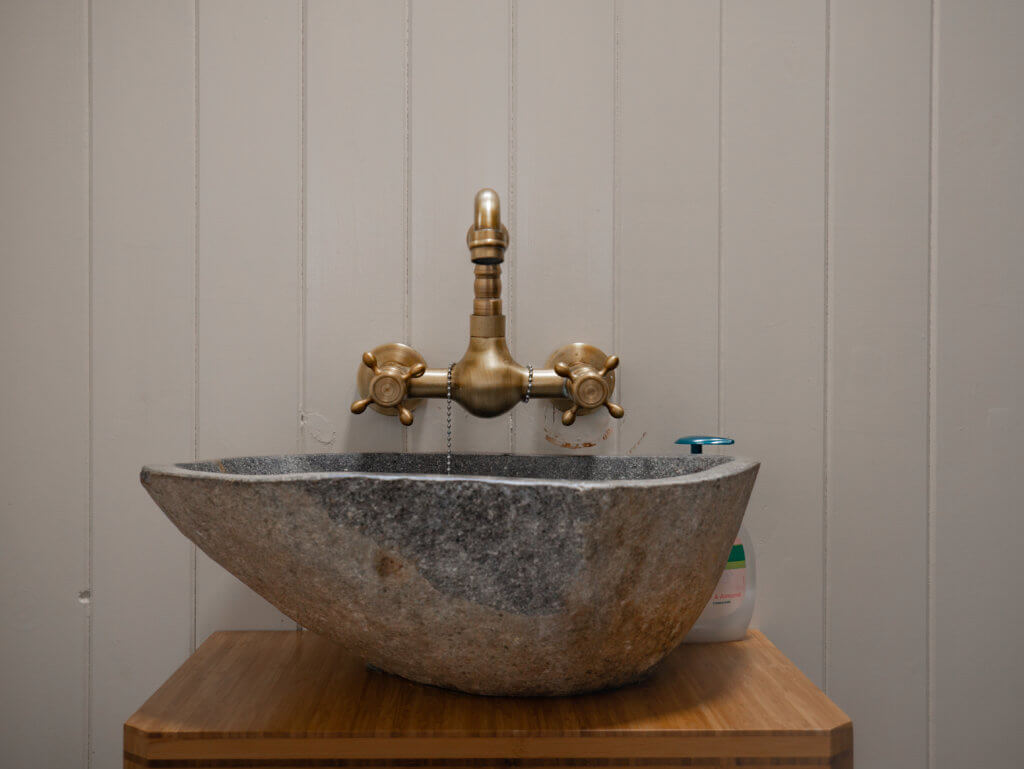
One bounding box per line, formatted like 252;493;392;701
516;0;615;454
932;2;1024;765
0;1;89;766
408;0;510;453
196;0;301;640
90;3;196;767
826;2;931;766
720;0;827;683
5;5;1024;767
305;0;407;453
616;0;720;458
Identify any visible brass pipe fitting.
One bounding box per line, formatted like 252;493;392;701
351;189;623;426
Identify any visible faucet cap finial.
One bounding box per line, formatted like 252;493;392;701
468;188;509;264
475;188;501;230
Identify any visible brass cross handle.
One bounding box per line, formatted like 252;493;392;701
351;351;426;426
553;354;625;426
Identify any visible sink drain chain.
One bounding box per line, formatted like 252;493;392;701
446;363;455;474
445;363;531;474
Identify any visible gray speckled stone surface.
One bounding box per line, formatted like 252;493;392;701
141;452;758;696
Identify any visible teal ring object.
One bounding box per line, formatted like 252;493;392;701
675;435;734;454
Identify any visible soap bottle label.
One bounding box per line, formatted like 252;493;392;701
701;539;746;619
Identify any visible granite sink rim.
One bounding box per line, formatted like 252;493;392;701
141;451;759;490
139;449;760;695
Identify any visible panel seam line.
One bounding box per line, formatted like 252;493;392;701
926;0;939;766
296;0;308;631
612;0;621;455
191;0;200;655
508;0;518;454
822;0;832;695
298;0;307;459
85;0;94;764
716;0;725;439
402;0;412;454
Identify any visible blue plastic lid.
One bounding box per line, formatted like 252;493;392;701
675;435;734;454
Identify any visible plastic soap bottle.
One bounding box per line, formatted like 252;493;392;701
676;436;756;643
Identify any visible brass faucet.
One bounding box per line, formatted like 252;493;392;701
351;189;624;427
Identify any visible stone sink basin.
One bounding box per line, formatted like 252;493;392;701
140;452;758;696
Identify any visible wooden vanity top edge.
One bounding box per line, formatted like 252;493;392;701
125;629;850;764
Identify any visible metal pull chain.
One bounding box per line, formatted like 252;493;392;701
446;363;455;475
522;364;534;402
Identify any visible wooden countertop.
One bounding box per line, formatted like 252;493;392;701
124;629;852;767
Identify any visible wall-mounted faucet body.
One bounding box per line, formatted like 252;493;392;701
351;189;623;426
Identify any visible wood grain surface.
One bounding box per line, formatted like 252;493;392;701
124;630;851;767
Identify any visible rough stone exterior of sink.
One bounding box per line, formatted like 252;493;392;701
141;453;758;696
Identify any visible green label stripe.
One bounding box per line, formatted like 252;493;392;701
727;544;745;563
724;560;746;570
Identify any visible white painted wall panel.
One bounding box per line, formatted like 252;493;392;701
826;2;932;767
0;2;90;766
616;0;721;458
90;3;197;767
195;0;302;639
932;1;1024;765
305;0;408;454
515;0;616;454
408;0;510;454
720;0;828;683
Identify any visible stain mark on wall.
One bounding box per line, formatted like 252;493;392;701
627;431;648;455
